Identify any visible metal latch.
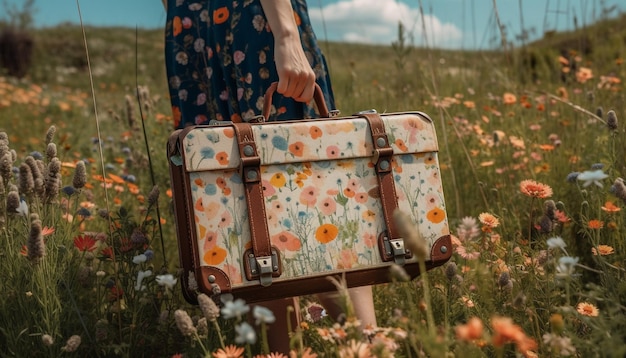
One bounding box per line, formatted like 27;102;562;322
246;250;281;286
381;236;413;265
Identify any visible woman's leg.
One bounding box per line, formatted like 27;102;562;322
317;285;377;328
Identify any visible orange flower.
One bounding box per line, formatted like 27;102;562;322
601;201;621;213
587;219;604;229
478;212;499;228
215;151;229;165
576;302;599;317
309;125;322;139
213;7;230;25
107;173;126;184
212;344;244;358
289;141;305;157
203;246;227;265
395;138;409;152
74;235;98;252
576;67;593;83
426;207;446;224
519;179;552;198
502;92;517;105
455;317;484;342
491;316;537;355
591;245;614;256
315;223;338;244
172;16;183;36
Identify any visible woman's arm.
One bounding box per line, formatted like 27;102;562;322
260;0;315;103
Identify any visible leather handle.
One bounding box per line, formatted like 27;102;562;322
361;113;399;240
262;82;330;120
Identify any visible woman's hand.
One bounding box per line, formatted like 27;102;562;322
260;0;315;103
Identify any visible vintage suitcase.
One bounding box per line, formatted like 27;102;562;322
168;87;451;303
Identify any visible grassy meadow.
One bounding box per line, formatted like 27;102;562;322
1;9;626;357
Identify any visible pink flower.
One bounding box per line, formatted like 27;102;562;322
233;50;246;65
318;197;336;215
299;186;319;207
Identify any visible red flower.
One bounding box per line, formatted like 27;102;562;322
73;235;97;252
100;247;114;260
108;286;124;301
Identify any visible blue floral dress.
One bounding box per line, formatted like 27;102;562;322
165;0;336;128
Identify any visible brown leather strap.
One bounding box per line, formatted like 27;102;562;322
362;113;399;240
263;82;330;120
231;122;272;258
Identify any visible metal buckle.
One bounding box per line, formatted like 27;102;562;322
381;235;413;264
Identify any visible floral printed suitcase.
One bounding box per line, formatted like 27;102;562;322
168;97;452;303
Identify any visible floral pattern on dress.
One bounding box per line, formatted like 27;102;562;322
165;0;335;128
182;113;450;288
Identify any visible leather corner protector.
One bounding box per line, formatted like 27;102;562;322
430;234;452;262
198;266;232;297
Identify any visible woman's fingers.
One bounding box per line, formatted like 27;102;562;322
277;69;315;103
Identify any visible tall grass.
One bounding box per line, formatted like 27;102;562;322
0;6;626;357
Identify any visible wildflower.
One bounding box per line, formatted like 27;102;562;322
491;316;537;355
72;161;87;189
289;348;317;358
155;274;178;290
542;333;577;356
19;163;35;194
147;185;160;207
478;212;499;229
576;302;599;317
503;92;517;104
73;235;98;252
549;313;564;334
601;201;621;213
61;335;82;352
577;169;608;188
607;110;618;130
16;198;29;216
565;172;580;183
45;125;56;144
132;254;147;264
520;179;553;198
555;256;579;277
456;216;480;241
41;334;54;346
221;298;250;320
497;272;511;288
590;163;604;170
546;237;567;250
46;143;57;161
445;262;457;280
252;305;276;325
591;245;614;256
27;214;45;262
195;294;219;322
212;344;245;358
174;309;197;336
454;317;484;342
611;178;626;202
304;302;327;323
587;219;604;229
234;322;256;344
6;190;20;213
338;340;371;357
135;270;152;291
538;215;553;233
455;245;480;260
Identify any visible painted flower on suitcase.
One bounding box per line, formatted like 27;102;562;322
184;114;449;285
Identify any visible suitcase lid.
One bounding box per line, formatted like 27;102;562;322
177;112;439;173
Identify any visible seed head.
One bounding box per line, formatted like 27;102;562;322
607;110;618;131
45;125;56;145
389;263;410;282
174;309;197;336
61;335;81;352
41;334;54;346
197;293;220;322
18;163;35;195
27;213;46;263
393;209;428;260
6;190;20;214
45;143;57;161
72;161;87;189
445;262;457;280
147;185;160;207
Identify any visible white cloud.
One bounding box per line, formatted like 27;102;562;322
308;0;463;48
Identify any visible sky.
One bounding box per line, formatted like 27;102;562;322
2;0;623;49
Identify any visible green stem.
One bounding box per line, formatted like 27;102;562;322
211;320;225;349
